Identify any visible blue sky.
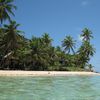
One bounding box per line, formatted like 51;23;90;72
13;0;100;72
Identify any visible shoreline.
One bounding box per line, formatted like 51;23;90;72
0;70;100;76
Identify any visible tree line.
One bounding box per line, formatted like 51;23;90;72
0;0;95;71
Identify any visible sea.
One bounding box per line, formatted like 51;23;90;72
0;75;100;100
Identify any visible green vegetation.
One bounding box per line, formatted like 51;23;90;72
0;0;95;71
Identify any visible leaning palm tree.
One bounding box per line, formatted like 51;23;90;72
62;36;76;54
0;0;16;24
0;21;24;69
81;28;93;42
1;21;23;57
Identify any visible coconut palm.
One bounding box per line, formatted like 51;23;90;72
55;46;65;64
78;41;95;58
29;36;49;70
77;41;95;68
0;0;16;24
2;21;23;53
0;28;4;59
0;21;24;69
87;64;94;71
0;28;4;46
62;36;76;54
81;28;93;42
42;33;52;46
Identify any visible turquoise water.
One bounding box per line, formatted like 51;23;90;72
0;76;100;100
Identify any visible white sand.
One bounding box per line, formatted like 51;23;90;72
0;70;99;76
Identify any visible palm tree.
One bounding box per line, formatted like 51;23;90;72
55;46;65;64
81;28;93;42
85;64;94;72
78;41;95;58
62;36;76;54
0;28;4;46
0;0;16;24
42;33;52;46
1;21;23;54
29;36;49;70
88;64;94;71
0;21;24;69
0;28;4;59
77;41;95;68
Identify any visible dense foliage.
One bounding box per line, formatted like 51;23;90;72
0;0;95;71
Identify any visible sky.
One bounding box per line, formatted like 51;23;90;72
13;0;100;72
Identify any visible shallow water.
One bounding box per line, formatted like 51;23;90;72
0;76;100;100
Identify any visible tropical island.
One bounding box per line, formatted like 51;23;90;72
0;0;95;72
0;1;100;100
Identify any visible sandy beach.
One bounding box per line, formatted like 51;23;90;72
0;70;99;76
